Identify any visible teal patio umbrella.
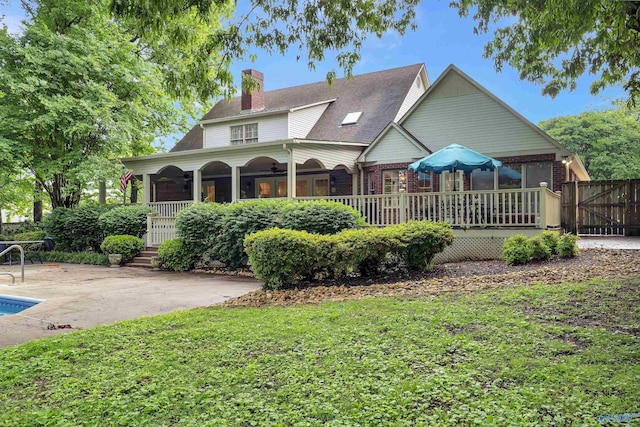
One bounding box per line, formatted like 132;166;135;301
408;144;502;174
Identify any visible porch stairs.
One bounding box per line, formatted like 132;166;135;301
124;247;158;269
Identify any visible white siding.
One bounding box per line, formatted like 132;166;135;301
402;81;561;157
289;103;330;138
203;114;288;148
427;71;481;100
394;73;427;121
292;145;362;172
364;127;426;163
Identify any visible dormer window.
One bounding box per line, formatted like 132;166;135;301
230;123;258;145
341;111;362;126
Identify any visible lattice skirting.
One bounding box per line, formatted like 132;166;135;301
434;229;543;264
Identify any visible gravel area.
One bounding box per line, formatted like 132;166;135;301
224;249;640;308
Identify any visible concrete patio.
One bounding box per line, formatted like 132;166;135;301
0;263;261;348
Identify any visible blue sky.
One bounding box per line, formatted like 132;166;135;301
1;1;625;127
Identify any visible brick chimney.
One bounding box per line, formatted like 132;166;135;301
241;69;265;111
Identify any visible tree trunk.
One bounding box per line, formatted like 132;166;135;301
33;182;43;222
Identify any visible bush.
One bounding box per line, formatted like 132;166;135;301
245;229;329;290
244;220;454;288
99;205;157;238
557;233;580;258
540;231;560;255
394;221;455;271
280;200;367;234
13;231;47;241
176;203;226;257
527;235;552;261
502;234;532;265
28;251;110;266
158;238;193;272
176;199;366;269
100;235;144;263
0;235;9;241
44;203;113;252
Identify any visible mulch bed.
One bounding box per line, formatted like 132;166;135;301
223;249;640;308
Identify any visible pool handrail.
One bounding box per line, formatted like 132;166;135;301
0;244;25;284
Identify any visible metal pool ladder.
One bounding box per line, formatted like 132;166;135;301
0;245;25;285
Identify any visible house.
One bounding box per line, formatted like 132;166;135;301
122;63;589;254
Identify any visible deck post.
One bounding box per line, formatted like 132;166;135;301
539;183;548;229
145;213;153;247
399;191;407;223
231;166;240;202
192;169;202;202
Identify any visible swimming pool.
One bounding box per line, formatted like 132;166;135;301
0;295;42;316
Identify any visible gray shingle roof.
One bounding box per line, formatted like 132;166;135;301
170;63;423;152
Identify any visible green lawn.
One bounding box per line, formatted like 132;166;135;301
1;279;638;426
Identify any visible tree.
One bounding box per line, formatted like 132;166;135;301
540;104;640;180
0;0;193;208
451;0;640;105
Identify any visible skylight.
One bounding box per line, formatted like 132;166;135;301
342;111;362;125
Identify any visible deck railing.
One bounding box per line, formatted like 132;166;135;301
145;186;558;245
148;201;193;217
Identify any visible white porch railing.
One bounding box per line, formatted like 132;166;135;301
148;201;193;217
145;186;559;246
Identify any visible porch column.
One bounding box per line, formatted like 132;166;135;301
193;169;202;202
143;173;151;205
352;172;358;196
288;160;297;199
231;166;240;202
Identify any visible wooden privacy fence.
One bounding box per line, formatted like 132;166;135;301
562;179;640;236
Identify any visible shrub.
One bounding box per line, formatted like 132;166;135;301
44;203;113;252
158;238;193;272
333;227;399;277
245;229;329;290
394;221;455;271
176;203;226;257
13;231;47;241
527;235;552;261
100;235;144;263
28;251;110;266
502;234;532;265
0;235;9;241
99;205;157;238
557;233;580;258
280;200;367;234
540;230;560;255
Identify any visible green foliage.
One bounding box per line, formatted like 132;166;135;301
13;231;47;241
0;0;189;208
540;104;640;180
452;0;640;105
557;233;580;258
176;202;227;257
502;234;532;265
100;235;144;263
245;220;454;287
245;229;329;290
280;200;367;234
110;0;418;102
527;236;552;261
540;230;560;255
44;204;112;252
28;250;110;266
176;200;365;269
395;221;455;271
158;238;193;272
0;280;637;425
0;235;8;241
98;205;157;238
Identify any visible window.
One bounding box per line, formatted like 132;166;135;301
314;178;329;197
441;171;464;192
368;171;375;194
230;123;258;145
471;169;495;191
383;170;406;194
417;171;432;192
498;165;522;189
525;162;552;190
342;112;362;125
497;163;552;190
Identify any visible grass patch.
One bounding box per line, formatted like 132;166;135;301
0;279;638;425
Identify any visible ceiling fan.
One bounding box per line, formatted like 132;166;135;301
270;163;286;175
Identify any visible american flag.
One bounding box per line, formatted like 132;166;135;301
120;171;133;193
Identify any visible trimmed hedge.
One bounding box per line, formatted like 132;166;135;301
98;205;157;238
245;221;454;290
177;200;366;269
27;251;110;266
502;232;579;265
158;238;193;272
100;235;144;264
13;231;47;241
